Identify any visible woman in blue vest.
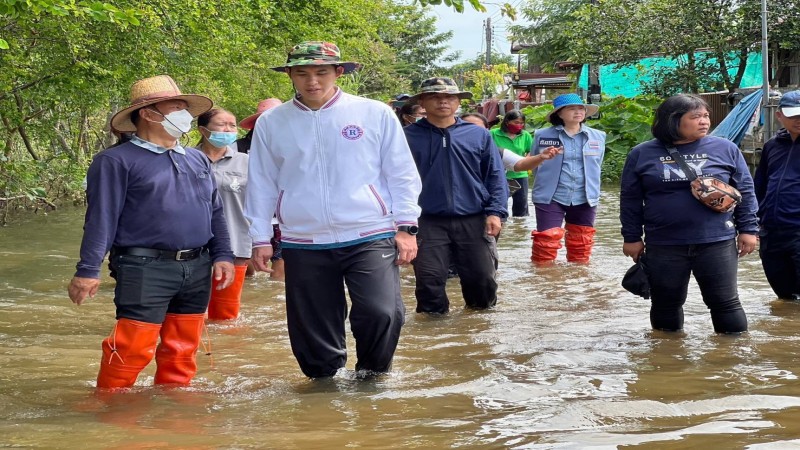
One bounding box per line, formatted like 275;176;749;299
530;94;606;264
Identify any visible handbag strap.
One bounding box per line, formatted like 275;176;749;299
665;145;698;181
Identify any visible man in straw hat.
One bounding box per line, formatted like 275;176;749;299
68;75;236;390
245;41;422;378
403;77;508;314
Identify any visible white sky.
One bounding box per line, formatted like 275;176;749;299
426;3;515;63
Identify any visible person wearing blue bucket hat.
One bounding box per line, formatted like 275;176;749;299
529;93;606;264
754;90;800;300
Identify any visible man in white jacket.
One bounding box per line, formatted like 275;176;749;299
245;41;422;378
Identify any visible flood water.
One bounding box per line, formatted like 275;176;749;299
2;188;800;449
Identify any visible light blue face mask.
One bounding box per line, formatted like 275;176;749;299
207;131;238;148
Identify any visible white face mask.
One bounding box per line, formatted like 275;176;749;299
158;109;194;138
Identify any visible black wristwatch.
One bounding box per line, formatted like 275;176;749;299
397;225;419;236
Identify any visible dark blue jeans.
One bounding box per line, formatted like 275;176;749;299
646;239;747;333
759;227;800;299
509;177;529;217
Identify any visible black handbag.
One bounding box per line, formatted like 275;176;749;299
622;253;650;299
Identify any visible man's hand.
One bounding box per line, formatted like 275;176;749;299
394;232;417;265
737;233;758;258
623;241;645;262
213;261;236;290
251;246;274;273
485;215;502;237
68;276;101;305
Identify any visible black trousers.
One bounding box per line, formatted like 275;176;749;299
646;240;747;333
413;214;498;314
759;227;800;299
282;238;405;378
111;251;212;324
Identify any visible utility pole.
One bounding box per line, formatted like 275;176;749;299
761;0;772;139
485;17;492;67
587;0;601;106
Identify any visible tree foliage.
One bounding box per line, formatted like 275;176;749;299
378;4;459;90
569;0;765;95
507;0;583;72
0;0;457;210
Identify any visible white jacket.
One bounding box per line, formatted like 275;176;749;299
245;89;422;246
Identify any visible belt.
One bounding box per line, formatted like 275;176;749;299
112;246;206;261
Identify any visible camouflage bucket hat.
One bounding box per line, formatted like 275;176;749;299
271;41;361;74
408;77;473;103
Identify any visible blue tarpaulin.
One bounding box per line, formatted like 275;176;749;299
709;89;763;145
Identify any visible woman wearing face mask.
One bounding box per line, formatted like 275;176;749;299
397;103;426;127
196;108;251;321
490;110;533;217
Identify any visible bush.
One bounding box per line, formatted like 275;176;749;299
0;154;87;224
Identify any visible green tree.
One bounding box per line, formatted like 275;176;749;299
569;0;761;94
446;53;510;93
0;0;451;212
379;3;458;91
507;0;583;72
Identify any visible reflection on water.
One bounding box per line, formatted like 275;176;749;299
3;189;800;449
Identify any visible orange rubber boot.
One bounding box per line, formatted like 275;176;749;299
565;224;596;263
96;319;161;390
154;313;205;386
207;265;247;320
530;227;565;264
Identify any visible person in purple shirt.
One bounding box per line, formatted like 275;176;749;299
620;94;758;334
67;75;235;390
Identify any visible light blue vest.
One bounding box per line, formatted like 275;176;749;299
531;125;606;207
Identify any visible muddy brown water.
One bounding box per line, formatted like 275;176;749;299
2;188;800;449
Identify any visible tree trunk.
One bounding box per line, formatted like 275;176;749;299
13;93;38;161
728;48;749;92
715;50;733;91
687;52;698;93
0;113;13;158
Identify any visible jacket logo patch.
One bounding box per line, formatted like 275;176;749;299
589;140;600;149
341;125;364;140
539;138;561;147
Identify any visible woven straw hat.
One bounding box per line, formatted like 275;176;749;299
239;98;283;130
110;75;213;132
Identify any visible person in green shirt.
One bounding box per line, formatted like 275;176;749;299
490;110;534;217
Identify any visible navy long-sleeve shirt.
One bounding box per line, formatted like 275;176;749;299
620;136;759;245
753;129;800;230
75;139;234;278
404;118;508;218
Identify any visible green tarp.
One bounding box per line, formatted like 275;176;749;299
578;51;763;97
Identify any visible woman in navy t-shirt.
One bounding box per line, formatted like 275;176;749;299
619;94;759;334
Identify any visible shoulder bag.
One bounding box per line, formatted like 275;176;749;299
665;146;741;213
